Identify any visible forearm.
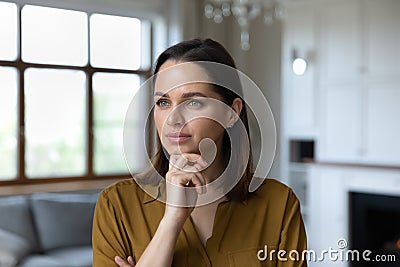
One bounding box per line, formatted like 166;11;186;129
135;154;205;267
135;218;184;267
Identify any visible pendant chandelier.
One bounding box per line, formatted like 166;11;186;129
204;0;286;50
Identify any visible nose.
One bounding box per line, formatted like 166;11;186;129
166;105;185;127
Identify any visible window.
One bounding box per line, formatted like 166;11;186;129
92;72;141;174
0;2;152;183
0;67;18;179
21;5;88;66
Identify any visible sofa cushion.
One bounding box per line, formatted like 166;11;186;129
17;255;66;267
0;228;31;267
0;196;38;252
47;246;92;267
30;192;98;252
17;246;92;267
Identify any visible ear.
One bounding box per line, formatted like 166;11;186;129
227;98;243;128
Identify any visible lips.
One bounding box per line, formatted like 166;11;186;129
166;132;191;143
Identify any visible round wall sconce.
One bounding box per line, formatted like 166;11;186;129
291;48;308;75
292;57;307;75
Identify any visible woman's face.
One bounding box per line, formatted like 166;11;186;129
153;60;231;156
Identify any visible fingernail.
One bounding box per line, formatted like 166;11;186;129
201;159;208;166
115;256;122;263
194;163;202;170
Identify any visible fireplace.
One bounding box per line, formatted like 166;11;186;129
350;192;400;267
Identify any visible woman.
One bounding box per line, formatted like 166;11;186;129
92;38;307;266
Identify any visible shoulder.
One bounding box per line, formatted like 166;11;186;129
98;178;161;206
255;178;295;198
100;178;139;198
248;178;300;209
97;179;147;208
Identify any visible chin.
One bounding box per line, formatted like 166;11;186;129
163;145;199;156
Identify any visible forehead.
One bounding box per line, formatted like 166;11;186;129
155;60;214;95
154;83;221;100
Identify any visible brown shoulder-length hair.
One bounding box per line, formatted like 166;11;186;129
149;38;254;202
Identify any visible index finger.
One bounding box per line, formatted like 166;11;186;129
169;154;188;171
115;256;134;267
181;153;208;168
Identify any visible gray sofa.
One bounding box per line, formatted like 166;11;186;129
0;190;99;267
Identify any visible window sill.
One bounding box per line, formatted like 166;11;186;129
0;178;123;196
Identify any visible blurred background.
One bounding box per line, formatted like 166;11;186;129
0;0;399;266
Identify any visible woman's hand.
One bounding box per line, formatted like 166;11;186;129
114;154;207;267
163;153;207;226
115;256;135;266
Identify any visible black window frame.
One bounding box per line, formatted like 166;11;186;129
0;2;153;185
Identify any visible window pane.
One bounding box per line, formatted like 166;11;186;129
25;68;86;177
21;5;88;66
90;14;141;70
93;72;140;174
0;67;18;180
0;2;18;60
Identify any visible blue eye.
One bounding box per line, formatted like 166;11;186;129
187;99;203;107
156;99;169;107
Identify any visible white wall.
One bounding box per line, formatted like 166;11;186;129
282;1;400;265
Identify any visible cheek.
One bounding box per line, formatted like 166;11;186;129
154;110;165;134
191;119;225;140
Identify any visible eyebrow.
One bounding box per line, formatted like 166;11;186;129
153;92;208;98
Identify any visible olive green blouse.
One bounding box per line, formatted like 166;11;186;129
92;178;307;266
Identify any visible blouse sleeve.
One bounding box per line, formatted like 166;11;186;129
92;191;135;266
277;189;308;267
